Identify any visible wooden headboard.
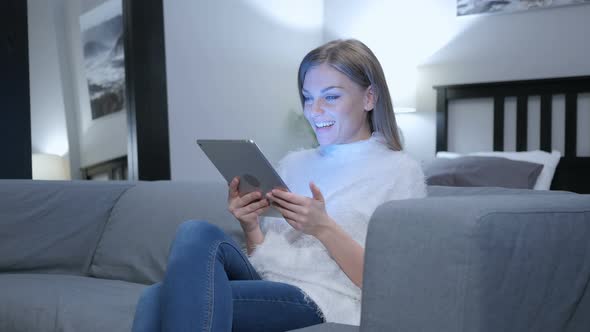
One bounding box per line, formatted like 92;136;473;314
434;76;590;194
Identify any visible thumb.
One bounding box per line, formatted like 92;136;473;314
309;182;324;202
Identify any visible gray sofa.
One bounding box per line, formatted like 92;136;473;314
1;180;589;332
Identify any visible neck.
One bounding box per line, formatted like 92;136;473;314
332;120;373;145
350;126;372;143
318;131;386;157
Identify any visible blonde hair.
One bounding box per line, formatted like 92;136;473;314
297;39;402;151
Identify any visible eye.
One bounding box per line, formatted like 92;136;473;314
303;96;313;104
325;95;340;101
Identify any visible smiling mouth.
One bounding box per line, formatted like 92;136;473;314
315;121;335;129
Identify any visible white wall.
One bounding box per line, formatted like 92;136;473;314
28;0;69;157
164;0;323;181
418;2;590;159
28;0;128;178
30;0;321;181
323;0;590;161
31;0;589;179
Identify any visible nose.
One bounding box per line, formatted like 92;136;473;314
310;100;324;115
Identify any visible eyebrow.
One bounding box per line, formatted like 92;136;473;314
302;86;344;94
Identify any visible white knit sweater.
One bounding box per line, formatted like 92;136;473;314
248;133;426;325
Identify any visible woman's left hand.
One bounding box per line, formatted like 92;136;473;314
266;182;335;238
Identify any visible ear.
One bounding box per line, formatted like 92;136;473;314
364;85;376;112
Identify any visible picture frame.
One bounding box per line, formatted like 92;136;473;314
80;0;126;120
457;0;590;16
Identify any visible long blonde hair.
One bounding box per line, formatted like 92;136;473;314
297;39;402;151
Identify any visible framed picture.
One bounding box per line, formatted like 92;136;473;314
457;0;590;16
80;0;126;120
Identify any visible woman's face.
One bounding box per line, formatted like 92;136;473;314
302;64;373;146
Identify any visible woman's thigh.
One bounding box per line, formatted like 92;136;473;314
231;280;324;332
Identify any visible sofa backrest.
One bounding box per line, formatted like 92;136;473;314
88;180;243;285
427;185;574;197
0;180;132;276
3;181;570;281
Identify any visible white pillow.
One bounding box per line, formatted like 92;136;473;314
435;150;562;190
435;151;462;159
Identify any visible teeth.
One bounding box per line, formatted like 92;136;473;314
315;121;335;128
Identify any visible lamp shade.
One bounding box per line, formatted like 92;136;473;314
32;153;70;180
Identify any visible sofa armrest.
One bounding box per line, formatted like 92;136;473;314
360;194;590;332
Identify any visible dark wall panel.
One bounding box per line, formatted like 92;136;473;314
0;1;31;179
123;0;170;180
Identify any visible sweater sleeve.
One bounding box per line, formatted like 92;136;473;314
324;155;426;248
386;156;427;201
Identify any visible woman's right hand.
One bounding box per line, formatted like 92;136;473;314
227;176;269;232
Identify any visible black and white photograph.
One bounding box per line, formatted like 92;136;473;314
80;0;125;120
458;0;590;16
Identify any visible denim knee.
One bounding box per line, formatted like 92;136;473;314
139;282;162;304
173;220;227;249
132;283;162;332
178;220;225;238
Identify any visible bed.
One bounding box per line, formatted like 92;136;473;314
431;75;590;194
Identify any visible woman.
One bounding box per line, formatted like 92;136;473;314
132;39;426;332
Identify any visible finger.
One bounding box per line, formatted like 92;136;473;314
271;189;307;205
274;204;301;222
233;199;265;218
243;202;271;219
309;182;325;202
230;191;261;212
254;205;270;216
240;191;263;206
282;217;301;231
245;199;269;214
267;193;304;214
228;177;240;200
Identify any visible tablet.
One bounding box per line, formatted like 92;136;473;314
196;139;289;218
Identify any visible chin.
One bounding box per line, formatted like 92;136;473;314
317;138;337;146
315;127;344;146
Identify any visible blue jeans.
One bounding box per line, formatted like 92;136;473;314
132;221;324;332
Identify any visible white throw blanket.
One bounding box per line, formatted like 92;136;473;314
248;133;426;325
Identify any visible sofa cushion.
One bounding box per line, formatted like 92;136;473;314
89;181;243;285
0;273;145;332
0;180;132;275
